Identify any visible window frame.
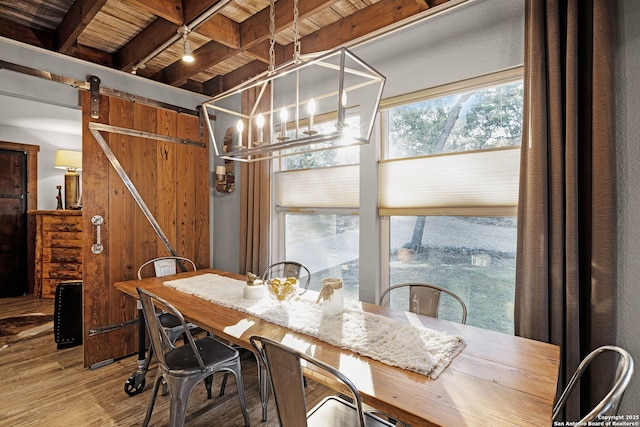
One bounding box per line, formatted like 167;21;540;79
270;67;524;309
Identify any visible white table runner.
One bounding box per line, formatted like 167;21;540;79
164;273;465;379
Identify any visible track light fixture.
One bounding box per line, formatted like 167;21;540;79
181;25;194;63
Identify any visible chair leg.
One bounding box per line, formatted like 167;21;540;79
165;375;202;427
257;358;269;422
219;372;229;397
227;361;251;427
204;374;213;399
141;372;164;427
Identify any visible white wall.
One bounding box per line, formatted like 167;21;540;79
0;71;82;210
616;0;640;416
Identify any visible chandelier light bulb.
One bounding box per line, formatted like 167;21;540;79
280;107;288;122
280;108;289;139
256;113;265;129
256;113;265;143
236;119;244;147
307;98;316;133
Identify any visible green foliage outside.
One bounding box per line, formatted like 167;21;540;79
388;82;523;157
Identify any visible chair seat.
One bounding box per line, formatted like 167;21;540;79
307;396;393;427
158;312;183;329
138;288;250;427
165;337;239;372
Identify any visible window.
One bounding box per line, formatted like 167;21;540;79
283;213;359;300
380;70;523;334
272;68;524;334
274;121;360;299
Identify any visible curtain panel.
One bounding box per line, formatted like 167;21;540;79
516;0;617;420
239;87;271;276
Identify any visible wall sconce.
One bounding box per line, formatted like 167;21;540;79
54;149;82;209
215;128;235;193
215;165;234;193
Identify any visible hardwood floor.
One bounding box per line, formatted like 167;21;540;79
0;295;331;426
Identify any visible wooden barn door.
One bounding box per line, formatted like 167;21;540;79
81;91;209;368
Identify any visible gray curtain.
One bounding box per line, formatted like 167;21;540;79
516;0;617;421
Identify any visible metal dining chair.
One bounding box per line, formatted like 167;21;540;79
137;256;199;342
220;261;312;418
250;335;394;427
124;256;198;396
138;287;251;427
379;283;468;324
553;345;634;424
262;261;311;295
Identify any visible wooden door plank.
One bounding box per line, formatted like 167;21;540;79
155;108;178;257
176;113;197;260
132;102;159;270
106;97;138;358
82;91;113;367
192;115;210;268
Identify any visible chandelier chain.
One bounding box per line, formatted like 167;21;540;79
293;0;300;62
268;0;276;73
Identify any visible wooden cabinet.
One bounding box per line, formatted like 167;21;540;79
29;210;82;298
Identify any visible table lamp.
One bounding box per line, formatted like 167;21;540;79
54;149;82;209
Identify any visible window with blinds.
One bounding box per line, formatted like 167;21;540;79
381;69;523;334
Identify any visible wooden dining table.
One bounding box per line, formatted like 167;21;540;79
115;268;559;427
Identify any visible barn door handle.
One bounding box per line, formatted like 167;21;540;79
91;215;104;254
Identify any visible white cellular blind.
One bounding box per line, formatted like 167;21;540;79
379;147;520;216
275;165;359;209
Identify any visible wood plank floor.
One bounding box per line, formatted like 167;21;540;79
0;295;332;426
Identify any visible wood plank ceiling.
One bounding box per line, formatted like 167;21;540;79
0;0;456;97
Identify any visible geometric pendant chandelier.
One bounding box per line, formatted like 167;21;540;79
201;0;385;162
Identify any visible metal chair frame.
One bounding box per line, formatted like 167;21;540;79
262;261;311;295
250;335;394;427
553;345;634;424
124;256;198;397
379;282;468;324
138;287;250;427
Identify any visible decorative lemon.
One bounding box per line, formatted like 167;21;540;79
266;277;298;303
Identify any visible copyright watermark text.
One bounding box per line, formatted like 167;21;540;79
553;414;640;427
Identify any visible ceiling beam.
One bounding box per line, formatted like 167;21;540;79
154;40;238;86
244;40;275;64
124;0;184;25
298;0;430;54
67;43;114;67
116;18;180;72
156;0;338;88
239;0;338;48
207;0;433;95
0;17;54;50
57;0;108;54
194;14;241;49
202;59;268;96
183;0;228;24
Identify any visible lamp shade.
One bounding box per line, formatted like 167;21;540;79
54;150;82;171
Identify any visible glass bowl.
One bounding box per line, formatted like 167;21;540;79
265;277;299;305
